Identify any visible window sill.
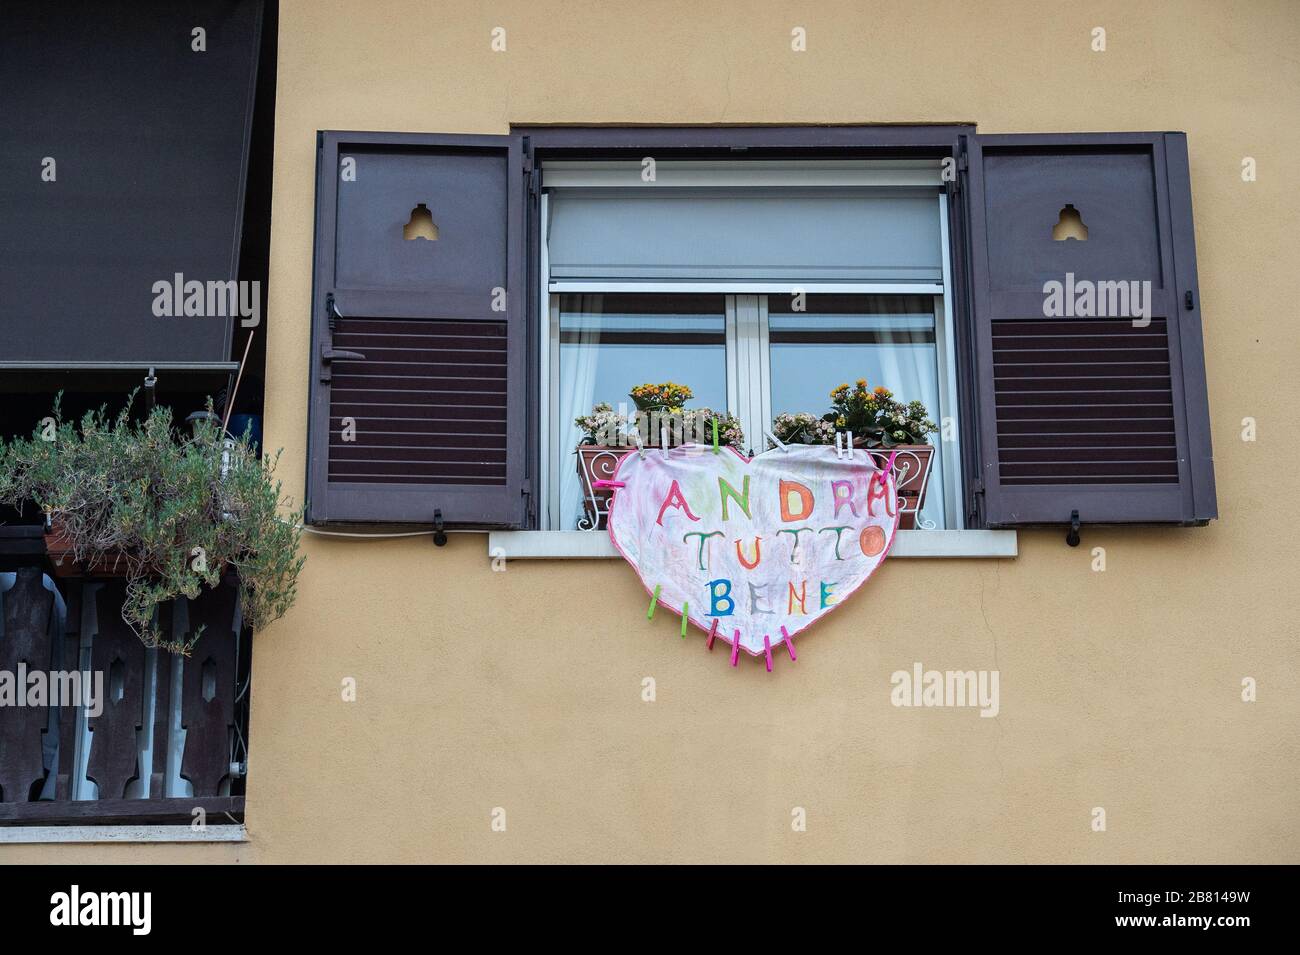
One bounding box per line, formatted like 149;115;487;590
489;529;1017;560
0;825;246;844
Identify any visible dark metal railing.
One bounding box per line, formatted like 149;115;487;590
0;568;248;827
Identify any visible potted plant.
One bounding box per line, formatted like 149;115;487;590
772;380;939;529
0;395;304;654
770;412;838;446
628;381;693;419
574;386;745;530
574;402;632;529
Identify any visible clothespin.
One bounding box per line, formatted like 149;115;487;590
835;432;844;460
730;630;741;667
846;430;854;458
765;430;789;453
780;625;797;661
634;431;646;459
661;424;669;458
712;417;720;454
707;619;719;650
872;449;899;491
680;602;688;638
763;635;773;673
647;584;661;620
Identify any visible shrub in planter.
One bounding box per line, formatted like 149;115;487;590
0;395;304;653
573;391;745;530
826;380;937;448
628;381;693;415
771;381;940;528
771;412;837;446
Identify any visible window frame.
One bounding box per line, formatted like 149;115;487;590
521;125;982;537
532;148;970;532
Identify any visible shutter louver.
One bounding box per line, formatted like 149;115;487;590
307;132;527;527
993;317;1178;485
328;316;509;486
963;132;1217;527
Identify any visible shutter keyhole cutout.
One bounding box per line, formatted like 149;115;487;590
403;203;439;241
1052;204;1089;241
109;657;125;704
201;657;217;703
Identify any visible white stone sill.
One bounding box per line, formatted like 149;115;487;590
0;825;247;844
489;529;1017;560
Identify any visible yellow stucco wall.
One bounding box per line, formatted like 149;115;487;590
9;0;1298;863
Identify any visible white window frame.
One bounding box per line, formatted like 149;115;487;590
527;162;1013;555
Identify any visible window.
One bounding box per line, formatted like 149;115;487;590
768;294;957;530
554;294;726;530
306;126;1216;535
538;160;964;531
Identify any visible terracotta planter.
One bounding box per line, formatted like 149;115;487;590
575;444;631;530
43;522;230;580
43;522;131;578
864;444;934;530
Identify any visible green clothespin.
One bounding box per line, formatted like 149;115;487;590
712;417;719;453
681;602;689;638
647;584;661;620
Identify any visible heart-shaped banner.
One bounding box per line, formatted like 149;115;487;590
607;443;899;664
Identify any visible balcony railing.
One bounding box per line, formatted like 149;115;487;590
0;567;247;827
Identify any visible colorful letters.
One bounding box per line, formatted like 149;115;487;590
718;475;752;521
735;536;763;569
656;479;701;526
779;479;814;521
788;581;807;614
708;578;735;616
831;480;859;518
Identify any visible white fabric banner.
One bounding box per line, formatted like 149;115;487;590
608;443;899;662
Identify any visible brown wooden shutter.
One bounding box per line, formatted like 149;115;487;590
307;132;528;527
962;132;1216;527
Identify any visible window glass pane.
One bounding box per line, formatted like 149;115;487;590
557;294;726;530
768;294;948;528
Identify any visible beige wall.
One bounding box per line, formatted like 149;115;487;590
11;0;1299;863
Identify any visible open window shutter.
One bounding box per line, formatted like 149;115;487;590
307;132;527;527
962;132;1216;527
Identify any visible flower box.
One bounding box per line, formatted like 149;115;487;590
864;443;934;530
576;444;630;530
44;521;132;578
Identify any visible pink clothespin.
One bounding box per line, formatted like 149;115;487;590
730;629;741;667
780;625;797;661
707;619;719;650
873;449;899;490
762;635;773;673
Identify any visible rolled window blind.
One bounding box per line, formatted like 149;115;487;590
547;186;943;284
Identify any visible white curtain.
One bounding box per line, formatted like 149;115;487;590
557;294;604;529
